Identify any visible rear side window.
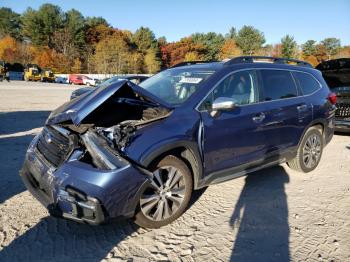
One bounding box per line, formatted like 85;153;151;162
260;70;297;101
293;71;321;95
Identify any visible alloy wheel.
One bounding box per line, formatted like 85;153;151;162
302;134;322;169
140;166;186;221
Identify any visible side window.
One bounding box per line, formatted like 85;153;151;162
199;70;259;110
292;71;321;95
260;70;297;101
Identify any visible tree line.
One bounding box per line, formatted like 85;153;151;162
0;4;349;74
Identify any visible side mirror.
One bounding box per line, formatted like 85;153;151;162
210;97;236;117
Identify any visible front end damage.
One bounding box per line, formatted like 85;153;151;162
20;80;172;224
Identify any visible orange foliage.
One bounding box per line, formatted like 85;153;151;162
31;47;71;73
219;39;241;60
0;36;18;63
303;55;319;67
161;37;205;67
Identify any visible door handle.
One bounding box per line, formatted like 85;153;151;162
297;104;307;111
252;112;266;123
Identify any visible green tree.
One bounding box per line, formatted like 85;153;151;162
191;32;225;60
157;36;167;47
21;4;64;47
302;40;317;57
225;27;237;39
0;8;21;39
281;35;297;58
236;26;265;55
132;26;157;53
321;38;341;60
84;16;109;28
64;9;85;53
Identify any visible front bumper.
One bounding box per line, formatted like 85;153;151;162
20;135;149;225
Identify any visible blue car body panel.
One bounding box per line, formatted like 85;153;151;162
20;59;335;225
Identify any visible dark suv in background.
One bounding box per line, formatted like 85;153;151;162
20;56;335;228
316;58;350;132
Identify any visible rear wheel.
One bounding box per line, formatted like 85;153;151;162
287;127;323;173
134;155;193;228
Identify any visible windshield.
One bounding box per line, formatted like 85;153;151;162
139;68;215;105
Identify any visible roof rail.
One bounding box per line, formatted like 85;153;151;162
224;56;313;68
171;60;217;68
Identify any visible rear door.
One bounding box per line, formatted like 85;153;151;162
258;69;308;153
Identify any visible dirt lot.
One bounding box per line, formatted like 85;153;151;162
0;81;349;261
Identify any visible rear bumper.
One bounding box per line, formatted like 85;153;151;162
20;135;149;225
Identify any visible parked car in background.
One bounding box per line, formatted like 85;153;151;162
20;56;335;229
68;74;84;85
82;76;99;86
316;58;350;132
70;75;149;100
55;76;68;84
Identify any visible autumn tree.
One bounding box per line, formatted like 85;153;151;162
336;46;350;58
184;52;201;61
0;8;21;39
128;52;144;73
236;26;265;55
314;44;328;62
304;55;319;67
161;37;206;67
144;49;161;73
257;44;273;56
321;38;341;60
0;36;18;63
281;35;297;59
219;39;241;60
157;36;167;47
93;34;131;74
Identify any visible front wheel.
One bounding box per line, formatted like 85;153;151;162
287;127;323;173
134;155;193;228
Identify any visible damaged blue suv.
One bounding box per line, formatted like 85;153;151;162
20;56;335;228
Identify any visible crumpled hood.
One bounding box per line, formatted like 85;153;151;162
47;80;172;125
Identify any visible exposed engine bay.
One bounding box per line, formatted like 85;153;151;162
46;81;171;170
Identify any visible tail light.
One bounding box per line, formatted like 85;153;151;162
328;92;337;105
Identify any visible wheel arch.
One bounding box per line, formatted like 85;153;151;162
141;141;204;190
298;119;326;148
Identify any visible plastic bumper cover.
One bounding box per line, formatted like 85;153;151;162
20;135;149;225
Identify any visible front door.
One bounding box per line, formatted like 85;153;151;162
198;70;268;179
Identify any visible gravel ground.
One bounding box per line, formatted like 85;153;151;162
0;81;349;262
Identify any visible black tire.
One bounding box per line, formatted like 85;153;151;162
134;155;193;228
287;127;323;173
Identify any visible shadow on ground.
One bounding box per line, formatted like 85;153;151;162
0;216;139;261
230;166;290;261
0;111;50;204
